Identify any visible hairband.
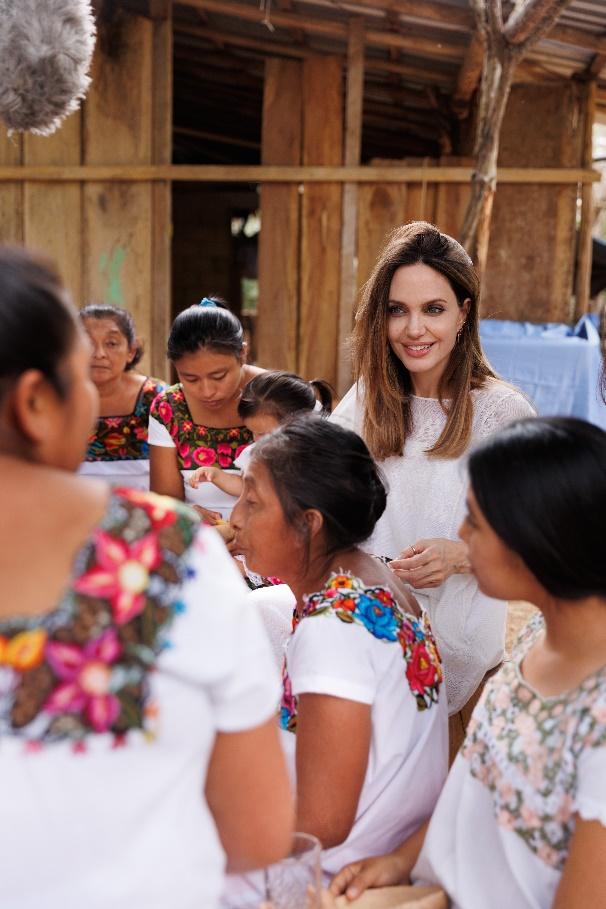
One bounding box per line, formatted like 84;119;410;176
199;297;218;308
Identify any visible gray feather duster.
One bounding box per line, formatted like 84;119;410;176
0;0;96;135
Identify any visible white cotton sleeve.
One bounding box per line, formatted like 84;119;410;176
287;613;377;705
574;745;606;828
233;443;255;471
329;383;364;435
148;414;176;448
166;527;281;732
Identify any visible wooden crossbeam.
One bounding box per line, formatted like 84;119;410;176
0;165;597;182
181;0;467;61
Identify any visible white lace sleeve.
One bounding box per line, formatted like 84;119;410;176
330;383;364;435
477;389;536;439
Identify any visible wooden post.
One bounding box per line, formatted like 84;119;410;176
299;56;344;386
150;5;173;380
257;59;303;372
337;19;365;396
574;80;597;318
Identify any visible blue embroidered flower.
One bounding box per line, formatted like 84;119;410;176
355;593;399;641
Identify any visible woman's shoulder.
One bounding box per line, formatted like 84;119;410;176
330;383;364;432
149;383;186;423
471;378;536;435
299;571;443;710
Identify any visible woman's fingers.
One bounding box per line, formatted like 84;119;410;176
329;862;364;896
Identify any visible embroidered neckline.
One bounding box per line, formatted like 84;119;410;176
280;571;443;733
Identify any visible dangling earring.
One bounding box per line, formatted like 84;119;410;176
456;327;463;343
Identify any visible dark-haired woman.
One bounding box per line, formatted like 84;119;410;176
79;304;166;489
0;251;293;907
149;298;263;522
331;222;535;729
226;416;448;903
332;417;606;909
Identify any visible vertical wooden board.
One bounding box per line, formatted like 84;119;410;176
257;59;303;371
258;184;300;371
434;156;473;240
0;129;23;244
299;56;343;385
357;183;407;291
84;15;153;165
151;14;173;381
83;182;153;373
24;112;82;301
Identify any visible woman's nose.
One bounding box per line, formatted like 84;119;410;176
405;314;424;336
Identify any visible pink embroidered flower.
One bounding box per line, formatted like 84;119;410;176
520;805;541;828
591;701;606;724
497;809;515;831
104;417;122;429
155;401;174;425
134;427;147;441
217;442;233;468
73;530;161;624
234;444;249;460
44;630;123;733
537;843;559;868
171;389;184;402
193;446;217;467
178;441;191;459
182;420;193;433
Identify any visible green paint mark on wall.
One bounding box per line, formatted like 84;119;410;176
99;247;127;307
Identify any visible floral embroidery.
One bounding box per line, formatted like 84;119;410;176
86;377;166;462
463;612;606;871
280;572;442;732
149;384;253;470
0;489;198;747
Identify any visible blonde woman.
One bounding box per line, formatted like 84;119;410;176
331;222;534;742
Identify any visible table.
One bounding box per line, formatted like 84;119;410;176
479;314;606;429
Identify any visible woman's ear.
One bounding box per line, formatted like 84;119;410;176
459;298;471;326
303;508;325;541
10;369;60;445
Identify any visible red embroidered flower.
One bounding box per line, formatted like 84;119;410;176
44;630;123;733
134;427;147;441
193;446;217;467
406;642;438;694
171;389;184;402
181;420;193;432
217;442;233;468
155;400;174;425
229;428;243;440
104;417;122;429
119;490;177;530
73;530;161;625
104;432;128;452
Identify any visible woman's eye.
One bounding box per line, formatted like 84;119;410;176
387;304;405;316
426;305;444;315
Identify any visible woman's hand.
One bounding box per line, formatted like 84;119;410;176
389;538;470;589
329;851;410;901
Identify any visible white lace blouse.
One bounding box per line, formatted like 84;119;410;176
330;380;536;713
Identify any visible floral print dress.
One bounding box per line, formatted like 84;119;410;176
0;488;280;909
148;383;253;519
79;376;166;490
413;612;606;909
278;571;448;880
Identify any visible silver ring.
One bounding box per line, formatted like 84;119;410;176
411;545;418;556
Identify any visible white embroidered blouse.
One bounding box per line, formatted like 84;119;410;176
330;379;536;713
413;613;606;909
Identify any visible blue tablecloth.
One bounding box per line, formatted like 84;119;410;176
479;315;606;429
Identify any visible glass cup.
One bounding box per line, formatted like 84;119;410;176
263;832;322;909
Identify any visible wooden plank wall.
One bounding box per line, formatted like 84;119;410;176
0;10;172;380
257;59;303;373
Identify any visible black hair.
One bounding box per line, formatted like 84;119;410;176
79;303;143;370
167;297;244;362
252;415;386;558
468;416;606;600
0;247;77;400
238;370;334;422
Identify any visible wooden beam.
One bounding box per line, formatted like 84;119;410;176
338;20;365;395
452;32;485;116
174;21;456;86
122;0;171;19
575;80;597;317
181;0;466;61
325;0;472;31
174;126;261;149
505;0;574;47
588;53;606;78
0;165;598;182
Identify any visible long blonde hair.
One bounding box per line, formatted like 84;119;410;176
352;221;496;460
